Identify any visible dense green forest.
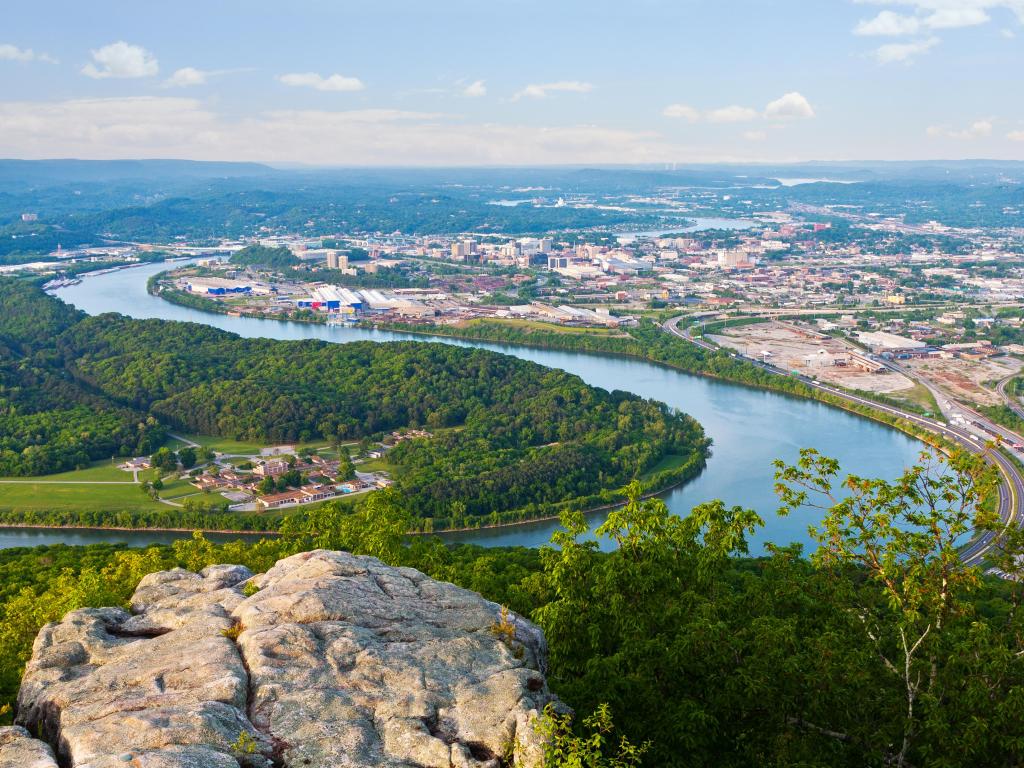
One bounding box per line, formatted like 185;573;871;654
2;448;1023;766
228;243;301;269
375;319;952;441
0;279;706;527
0;283;165;475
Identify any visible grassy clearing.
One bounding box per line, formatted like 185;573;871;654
0;482;167;513
175;434;269;454
886;383;941;415
156;477;202;501
461;318;627;336
639;453;692;482
0;460;134;483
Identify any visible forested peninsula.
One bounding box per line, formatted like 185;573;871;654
0;279;709;530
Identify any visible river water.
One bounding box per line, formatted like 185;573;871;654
0;261;924;553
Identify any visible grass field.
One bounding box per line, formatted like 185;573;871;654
0;459;134;483
172;434;338;456
639;453;693;482
461;318;627;336
885;383;942;415
0;482;168;513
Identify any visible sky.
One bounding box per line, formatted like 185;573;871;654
1;0;1023;166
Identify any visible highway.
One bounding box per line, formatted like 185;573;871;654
997;374;1024;422
663;315;1023;567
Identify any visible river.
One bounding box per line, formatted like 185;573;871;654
0;261;924;553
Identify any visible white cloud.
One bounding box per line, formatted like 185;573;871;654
854;1;1024;33
278;72;365;92
513;81;594;100
926;119;993;138
855;11;923;35
82;41;158;79
853;2;1023;62
0;44;56;63
1008;130;1024;141
165;67;208;88
743;130;768;141
873;36;940;63
664;95;813;124
0;96;699;165
463;80;487;97
707;105;759;123
764;92;815;120
925;6;991;28
1002;27;1017;36
662;103;701;122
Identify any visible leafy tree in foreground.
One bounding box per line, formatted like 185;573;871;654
774;447;1001;767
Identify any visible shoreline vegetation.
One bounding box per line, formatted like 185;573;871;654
0;455;704;538
2;277;710;537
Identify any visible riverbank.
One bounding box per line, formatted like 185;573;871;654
48;262;932;554
366;318;954;450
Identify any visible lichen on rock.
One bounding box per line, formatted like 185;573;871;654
15;550;559;767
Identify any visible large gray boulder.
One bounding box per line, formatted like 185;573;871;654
0;726;58;768
16;551;558;767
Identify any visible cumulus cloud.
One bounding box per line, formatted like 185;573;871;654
0;96;697;165
82;41;158;79
278;72;365;92
926;119;993;138
664;94;814;124
165;67;208;88
873;36;941;63
854;2;1022;62
854;10;923;35
463;80;487;97
707;105;759;123
513;81;594;100
0;44;56;63
764;92;815;120
743;130;768;141
662;103;701;122
1008;129;1024;141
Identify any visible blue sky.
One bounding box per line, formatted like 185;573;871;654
2;0;1023;165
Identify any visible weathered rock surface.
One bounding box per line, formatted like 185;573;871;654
0;726;58;768
16;551;558;767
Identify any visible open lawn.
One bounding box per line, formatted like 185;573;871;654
639;453;693;482
461;318;627;336
156;477;204;501
0;460;134;483
172;434;338;456
883;382;941;415
0;482;167;513
173;434;269;454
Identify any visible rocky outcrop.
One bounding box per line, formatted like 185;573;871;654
0;726;58;768
16;551;558;768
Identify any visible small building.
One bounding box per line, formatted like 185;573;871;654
119;457;151;471
255;484;337;509
253;459;289;477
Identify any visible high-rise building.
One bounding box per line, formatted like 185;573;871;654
538;238;553;253
451;241;467;260
326;251;340;269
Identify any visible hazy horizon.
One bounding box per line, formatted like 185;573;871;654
4;1;1024;166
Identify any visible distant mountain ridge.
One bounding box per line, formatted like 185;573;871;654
0;159;277;185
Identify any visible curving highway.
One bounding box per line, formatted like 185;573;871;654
663;315;1023;567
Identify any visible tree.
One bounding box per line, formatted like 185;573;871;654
337;447;356;481
150;447;177;473
177;447;196;469
773;446;999;767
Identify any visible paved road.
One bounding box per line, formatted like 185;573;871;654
663;315;1022;567
997;374;1024;421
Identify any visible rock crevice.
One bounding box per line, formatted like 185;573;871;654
13;551;557;768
